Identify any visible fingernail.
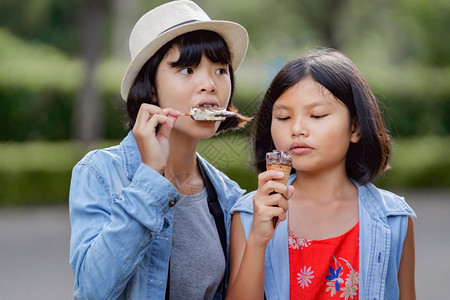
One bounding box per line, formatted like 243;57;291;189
276;171;284;177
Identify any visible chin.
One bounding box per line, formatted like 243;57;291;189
191;126;219;140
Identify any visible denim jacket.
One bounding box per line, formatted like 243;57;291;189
69;131;245;299
231;175;416;300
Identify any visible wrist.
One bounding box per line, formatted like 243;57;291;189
142;160;165;175
247;232;270;250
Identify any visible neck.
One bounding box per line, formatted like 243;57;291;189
164;130;204;194
292;167;356;203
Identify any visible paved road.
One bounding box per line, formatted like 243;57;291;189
0;190;449;299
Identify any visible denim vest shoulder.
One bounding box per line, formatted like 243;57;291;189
358;183;416;300
231;176;416;300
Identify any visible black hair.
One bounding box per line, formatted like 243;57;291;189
251;48;391;185
126;30;250;132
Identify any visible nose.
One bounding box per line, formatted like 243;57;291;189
198;72;216;93
291;117;308;137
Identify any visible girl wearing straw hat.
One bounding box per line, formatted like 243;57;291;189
69;1;249;299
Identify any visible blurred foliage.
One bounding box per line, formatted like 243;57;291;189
0;0;81;55
0;140;116;205
0;0;449;194
376;136;450;188
1;136;449;205
1;0;449;141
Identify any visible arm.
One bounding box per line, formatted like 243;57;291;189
227;212;266;300
227;171;294;299
398;216;416;300
70;104;180;298
69;162;177;299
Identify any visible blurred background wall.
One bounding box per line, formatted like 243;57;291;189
0;0;449;205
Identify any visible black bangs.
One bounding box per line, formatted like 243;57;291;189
170;30;231;68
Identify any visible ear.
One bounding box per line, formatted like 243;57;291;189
350;118;361;143
151;87;158;104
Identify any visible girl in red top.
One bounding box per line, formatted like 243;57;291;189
227;49;416;299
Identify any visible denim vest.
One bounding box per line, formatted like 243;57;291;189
231;175;416;300
69;131;245;299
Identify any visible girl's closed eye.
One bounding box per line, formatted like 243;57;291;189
312;113;328;119
276;115;291;121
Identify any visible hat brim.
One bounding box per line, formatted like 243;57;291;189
120;20;248;101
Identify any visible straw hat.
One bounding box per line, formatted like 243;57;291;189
120;0;249;101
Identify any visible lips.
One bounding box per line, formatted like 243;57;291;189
289;142;313;154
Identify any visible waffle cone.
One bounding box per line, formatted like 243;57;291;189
266;164;292;185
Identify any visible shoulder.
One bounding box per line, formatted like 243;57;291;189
74;144;123;174
71;144;126;196
73;132;139;179
230;191;256;214
358;183;417;219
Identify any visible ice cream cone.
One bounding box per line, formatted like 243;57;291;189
266;150;292;184
266;164;292;185
265;150;292;228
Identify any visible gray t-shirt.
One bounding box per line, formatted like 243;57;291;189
169;188;225;299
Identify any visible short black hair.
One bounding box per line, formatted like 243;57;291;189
251;48;391;184
126;30;250;132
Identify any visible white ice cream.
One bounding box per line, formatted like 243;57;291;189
188;107;235;121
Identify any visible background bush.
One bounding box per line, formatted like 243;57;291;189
1;136;449;206
1;0;449;206
1;26;449;141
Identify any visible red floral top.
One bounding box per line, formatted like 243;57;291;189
288;223;359;299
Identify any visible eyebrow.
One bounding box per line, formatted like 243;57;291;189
273;99;329;110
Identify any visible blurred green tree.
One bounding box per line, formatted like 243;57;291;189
0;0;449;141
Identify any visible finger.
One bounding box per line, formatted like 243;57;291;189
254;192;288;213
149;114;170;131
161;108;181;118
274;206;287;222
156;116;176;139
278;185;294;200
135;114;169;137
257;170;285;189
266;193;288;211
257;204;286;223
261;180;290;197
270;204;288;228
135;104;163;128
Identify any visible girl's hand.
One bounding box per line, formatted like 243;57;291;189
249;170;294;246
132;103;180;174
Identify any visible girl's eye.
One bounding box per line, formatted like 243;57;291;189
276;116;290;121
180;67;194;75
215;68;228;75
312;114;328;119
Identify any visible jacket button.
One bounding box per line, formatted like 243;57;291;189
168;199;177;207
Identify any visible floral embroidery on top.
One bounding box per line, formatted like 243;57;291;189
325;256;359;299
325;264;344;293
288;229;311;250
297;266;315;288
